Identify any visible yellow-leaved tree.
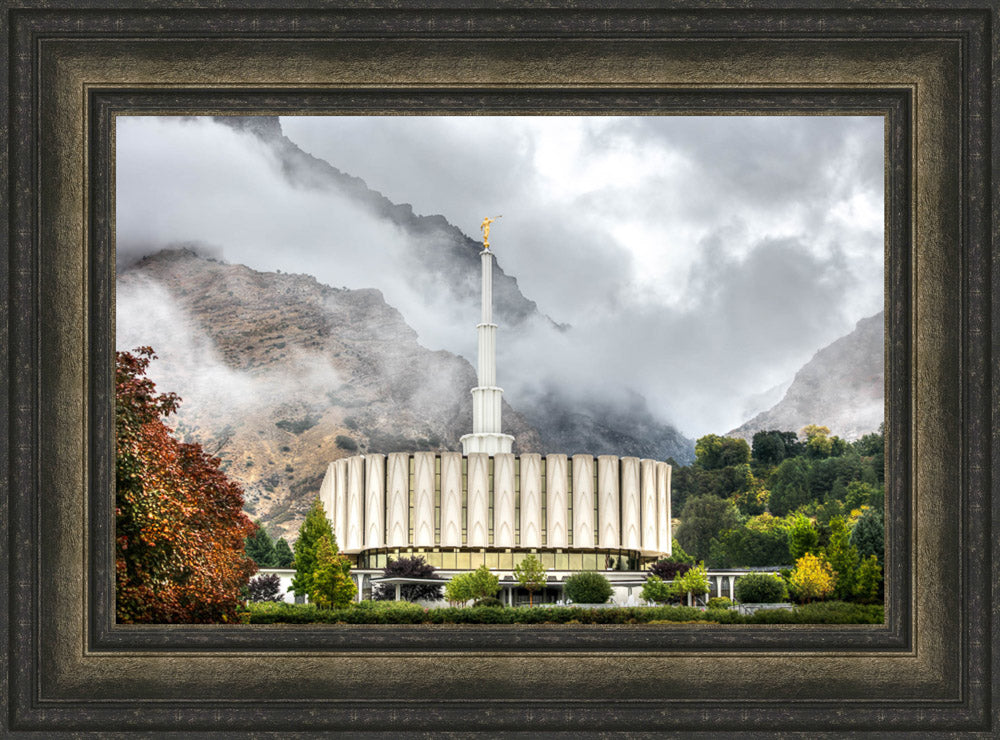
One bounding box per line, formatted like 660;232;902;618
789;552;836;602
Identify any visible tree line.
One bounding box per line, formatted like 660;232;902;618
663;425;885;604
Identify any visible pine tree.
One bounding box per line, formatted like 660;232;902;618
245;520;278;568
291;498;336;597
273;537;295;568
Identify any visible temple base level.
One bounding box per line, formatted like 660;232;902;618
459;432;515;455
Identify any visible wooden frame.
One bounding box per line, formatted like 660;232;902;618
2;2;996;734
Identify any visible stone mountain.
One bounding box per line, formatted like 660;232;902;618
727;312;884;443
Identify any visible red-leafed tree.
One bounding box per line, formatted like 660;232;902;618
116;347;257;623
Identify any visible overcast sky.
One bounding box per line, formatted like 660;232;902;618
116;115;884;438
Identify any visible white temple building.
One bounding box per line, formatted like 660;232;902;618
318;220;673;603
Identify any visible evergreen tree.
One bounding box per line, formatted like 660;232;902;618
309;534;356;608
850;507;884;565
245;520;278;568
291;498;336;597
273;537;295;568
854;554;883;604
825;516;860;600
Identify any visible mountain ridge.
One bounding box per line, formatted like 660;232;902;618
727;312;884;442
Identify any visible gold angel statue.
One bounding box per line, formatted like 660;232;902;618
480;215;501;250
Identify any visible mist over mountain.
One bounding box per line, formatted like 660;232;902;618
118;249;693;538
205;115;559;334
728;312;884;442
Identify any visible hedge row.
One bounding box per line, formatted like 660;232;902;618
248;600;883;625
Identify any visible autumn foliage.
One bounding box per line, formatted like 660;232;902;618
116;347;257;623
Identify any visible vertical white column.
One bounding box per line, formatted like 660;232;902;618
333;458;348;549
657;461;672;555
620;457;641;550
467;453;489;546
461;246;513;455
412;452;435;546
475;249;496;421
440;452;463;546
364;455;385;548
597;456;620;548
385;453;409;546
572;454;595;547
345;455;364;551
319;462;336;530
493;452;516;547
545;454;568;548
640;459;657;551
519;453;542;547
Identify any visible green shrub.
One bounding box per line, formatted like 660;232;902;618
563;571;613;604
473;596;504;608
734;572;788;603
640;575;675;604
445;565;499;604
707;597;733;609
246;600;883;625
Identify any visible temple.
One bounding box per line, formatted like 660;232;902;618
317;218;673;603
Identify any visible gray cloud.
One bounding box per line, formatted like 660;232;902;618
116;114;883;437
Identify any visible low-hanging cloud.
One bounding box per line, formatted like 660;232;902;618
116;115;884;437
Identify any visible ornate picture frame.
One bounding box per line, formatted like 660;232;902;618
3;2;996;734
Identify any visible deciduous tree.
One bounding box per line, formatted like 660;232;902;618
786;512;819;560
115;347;257;623
825;516;860;600
788;553;836;602
309;534;356;608
513;554;548;606
854;554;883;604
695;434;751;470
372;556;443;602
768;457;812;516
676;494;741;562
247;573;283;602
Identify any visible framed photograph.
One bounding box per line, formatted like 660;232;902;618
113;111;887;607
3;2;996;735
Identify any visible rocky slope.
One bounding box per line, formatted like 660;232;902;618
118;248;543;539
728;312;884;442
210;115;558;332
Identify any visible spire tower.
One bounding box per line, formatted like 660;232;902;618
461;217;515;455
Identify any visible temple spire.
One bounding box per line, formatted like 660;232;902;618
460;217;515;455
